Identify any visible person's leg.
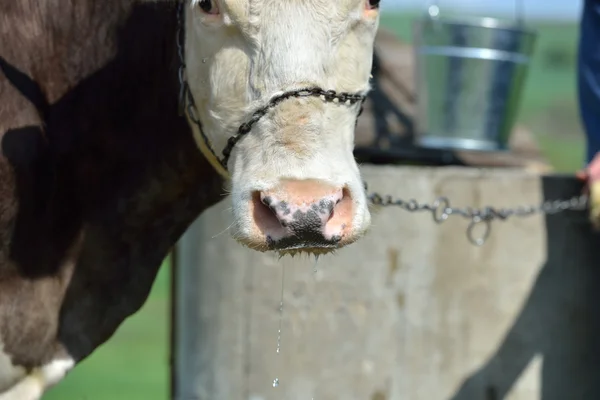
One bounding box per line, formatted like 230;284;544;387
576;0;600;229
578;0;600;164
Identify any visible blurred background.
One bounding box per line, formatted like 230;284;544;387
44;0;586;398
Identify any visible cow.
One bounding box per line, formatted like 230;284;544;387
0;0;381;398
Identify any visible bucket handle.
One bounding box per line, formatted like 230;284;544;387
425;0;525;26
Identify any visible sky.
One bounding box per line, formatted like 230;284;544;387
382;0;584;21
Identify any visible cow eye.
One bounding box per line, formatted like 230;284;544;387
366;0;381;9
196;0;219;15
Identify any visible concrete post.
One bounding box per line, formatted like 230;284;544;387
171;165;599;400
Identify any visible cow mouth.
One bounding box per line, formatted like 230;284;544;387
263;233;362;256
277;248;337;257
261;220;356;256
234;236;344;256
269;241;340;256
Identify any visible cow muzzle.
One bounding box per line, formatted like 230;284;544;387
248;179;354;254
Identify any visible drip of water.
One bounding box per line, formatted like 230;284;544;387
276;300;282;354
272;263;286;388
312;256;320;400
311;255;321;399
276;264;285;354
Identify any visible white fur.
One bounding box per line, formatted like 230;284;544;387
185;0;380;247
0;343;26;395
0;357;74;400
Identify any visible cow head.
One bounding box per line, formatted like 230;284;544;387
182;0;380;254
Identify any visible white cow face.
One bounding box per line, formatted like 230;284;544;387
184;0;380;254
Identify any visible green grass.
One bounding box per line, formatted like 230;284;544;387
43;12;586;400
44;260;171;400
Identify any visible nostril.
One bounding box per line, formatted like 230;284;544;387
327;195;344;222
251;184;354;247
328;209;335;222
252;191;288;237
324;187;353;238
256;192;277;218
260;193;272;207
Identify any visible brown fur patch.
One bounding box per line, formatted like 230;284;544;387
0;0;223;374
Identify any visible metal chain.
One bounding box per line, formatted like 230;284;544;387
175;1;589;248
366;184;589;246
175;1;366;171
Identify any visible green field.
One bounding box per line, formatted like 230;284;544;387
44;260;171;400
44;12;585;400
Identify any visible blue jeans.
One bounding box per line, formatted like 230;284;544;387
579;0;600;164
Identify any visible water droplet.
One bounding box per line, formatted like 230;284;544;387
313;255;320;274
272;264;285;389
202;58;208;63
276;266;284;355
276;327;281;353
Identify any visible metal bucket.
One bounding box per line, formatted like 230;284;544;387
413;5;537;152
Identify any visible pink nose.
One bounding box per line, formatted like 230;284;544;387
251;179;354;250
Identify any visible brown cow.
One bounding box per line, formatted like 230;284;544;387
0;0;380;398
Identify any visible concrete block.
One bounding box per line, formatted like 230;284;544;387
172;166;599;400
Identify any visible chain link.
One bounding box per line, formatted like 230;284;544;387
175;1;366;170
366;184;589;246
